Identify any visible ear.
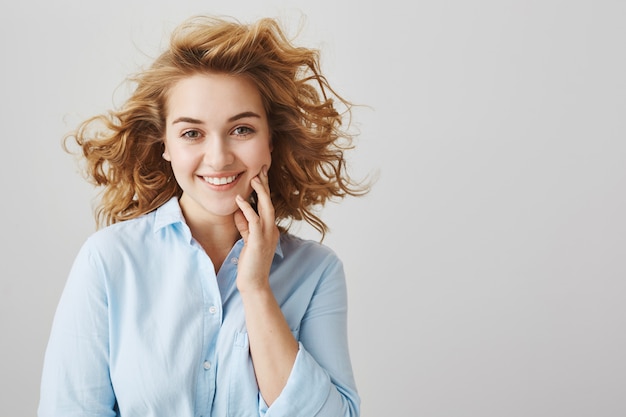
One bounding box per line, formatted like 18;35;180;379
162;144;171;161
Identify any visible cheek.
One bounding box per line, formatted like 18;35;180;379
260;149;273;171
167;148;200;175
246;142;272;168
261;140;273;164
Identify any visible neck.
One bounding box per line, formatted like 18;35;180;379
188;218;240;273
179;199;241;272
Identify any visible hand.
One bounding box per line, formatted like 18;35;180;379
234;166;280;293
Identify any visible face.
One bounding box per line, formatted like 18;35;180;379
163;73;272;224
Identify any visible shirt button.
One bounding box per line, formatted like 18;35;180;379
203;361;211;370
209;306;217;314
230;257;238;264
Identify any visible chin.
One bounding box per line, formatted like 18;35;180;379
207;203;240;217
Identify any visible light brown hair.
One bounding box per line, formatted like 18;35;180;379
66;15;370;237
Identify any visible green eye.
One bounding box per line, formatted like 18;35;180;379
182;130;201;139
233;126;253;136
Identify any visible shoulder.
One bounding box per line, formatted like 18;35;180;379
278;233;344;269
69;210;167;279
275;234;348;303
82;211;158;255
279;233;337;256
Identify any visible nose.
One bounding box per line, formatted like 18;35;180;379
203;135;234;169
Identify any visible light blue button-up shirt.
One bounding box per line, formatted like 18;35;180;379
39;197;360;417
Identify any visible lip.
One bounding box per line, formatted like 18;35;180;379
198;172;242;190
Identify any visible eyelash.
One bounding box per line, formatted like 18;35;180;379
232;126;254;137
181;130;201;140
179;126;255;141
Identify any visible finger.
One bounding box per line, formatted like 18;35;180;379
260;165;269;185
252;165;270;195
236;194;259;220
251;170;274;218
233;208;249;241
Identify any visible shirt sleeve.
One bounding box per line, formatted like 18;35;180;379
38;240;118;417
261;256;360;417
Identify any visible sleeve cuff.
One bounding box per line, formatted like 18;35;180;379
259;342;332;416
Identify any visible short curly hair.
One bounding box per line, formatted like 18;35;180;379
66;15;369;236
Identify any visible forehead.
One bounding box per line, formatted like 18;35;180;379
165;73;266;121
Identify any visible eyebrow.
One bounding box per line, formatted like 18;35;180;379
171;111;262;125
228;111;262;122
171;116;203;125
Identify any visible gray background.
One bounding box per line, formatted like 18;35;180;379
1;1;625;416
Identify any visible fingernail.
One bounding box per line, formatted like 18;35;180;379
262;165;268;176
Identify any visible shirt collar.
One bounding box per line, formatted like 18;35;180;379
153;196;284;258
153;196;186;232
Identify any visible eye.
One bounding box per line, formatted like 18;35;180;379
232;126;254;137
182;130;202;140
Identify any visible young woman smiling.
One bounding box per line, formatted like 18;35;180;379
39;15;370;417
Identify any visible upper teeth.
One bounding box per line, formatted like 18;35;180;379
203;175;237;185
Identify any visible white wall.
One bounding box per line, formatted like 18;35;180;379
1;1;625;416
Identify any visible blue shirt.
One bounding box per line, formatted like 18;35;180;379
39;197;360;417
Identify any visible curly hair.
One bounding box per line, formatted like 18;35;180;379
66;15;370;237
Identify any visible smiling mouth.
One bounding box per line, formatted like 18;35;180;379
202;174;239;185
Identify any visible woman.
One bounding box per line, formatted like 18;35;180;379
39;14;369;417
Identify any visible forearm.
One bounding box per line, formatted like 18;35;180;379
240;286;299;406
